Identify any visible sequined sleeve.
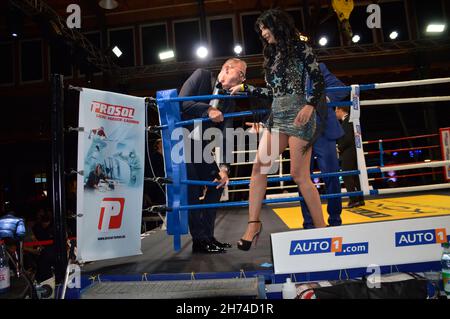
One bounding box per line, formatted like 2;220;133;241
297;41;325;107
244;84;273;99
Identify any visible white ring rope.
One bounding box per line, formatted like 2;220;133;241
361;96;450;106
376;183;450;195
373;77;450;89
375;160;450;172
230;158;291;166
233;149;257;154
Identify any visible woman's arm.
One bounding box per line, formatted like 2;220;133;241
299;41;325;108
229;83;273;98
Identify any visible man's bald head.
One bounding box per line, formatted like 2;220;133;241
218;58;247;89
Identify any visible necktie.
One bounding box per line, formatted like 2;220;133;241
190;79;221;141
210;79;220;108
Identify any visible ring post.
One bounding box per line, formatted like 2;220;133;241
156;89;188;251
50;74;68;284
350;85;371;195
439;128;450;182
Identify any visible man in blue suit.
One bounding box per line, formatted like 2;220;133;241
300;63;347;228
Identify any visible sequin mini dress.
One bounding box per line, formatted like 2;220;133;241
247;39;325;141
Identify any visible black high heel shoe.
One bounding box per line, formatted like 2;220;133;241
237;221;263;251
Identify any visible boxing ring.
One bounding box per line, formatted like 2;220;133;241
147;78;450;249
70;76;450;299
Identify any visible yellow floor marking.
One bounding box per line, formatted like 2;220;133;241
272;194;450;229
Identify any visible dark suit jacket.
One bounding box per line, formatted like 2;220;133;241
179;69;235;167
337;116;355;155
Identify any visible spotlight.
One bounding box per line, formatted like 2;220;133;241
98;0;118;10
112;46;122;57
234;45;243;55
426;23;446;33
319;37;328;46
389;31;399;40
196;46;208;59
7;5;24;39
352;34;361;43
159;50;175;61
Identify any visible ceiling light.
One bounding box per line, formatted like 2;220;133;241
112;46;122;57
319;37;328;46
426;24;446;33
159;50;175;61
196;46;208;59
7;6;23;39
389;31;399;40
234;45;243;55
98;0;118;10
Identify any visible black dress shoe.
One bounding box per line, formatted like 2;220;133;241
192;241;225;254
347;201;358;208
353;201;365;207
211;237;232;249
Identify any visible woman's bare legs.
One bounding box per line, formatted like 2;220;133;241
289;136;326;228
240;130;289;242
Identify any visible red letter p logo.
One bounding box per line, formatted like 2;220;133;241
98;198;125;232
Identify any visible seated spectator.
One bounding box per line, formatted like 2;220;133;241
23;217;40;273
32;212;56;283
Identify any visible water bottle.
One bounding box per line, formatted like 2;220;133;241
442;243;450;296
282;278;297;299
0;240;10;294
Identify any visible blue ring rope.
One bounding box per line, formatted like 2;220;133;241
181;170;361;187
177;190;377;211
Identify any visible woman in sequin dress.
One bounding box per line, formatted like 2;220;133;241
231;9;327;251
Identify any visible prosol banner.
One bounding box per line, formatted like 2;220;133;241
76;88;146;262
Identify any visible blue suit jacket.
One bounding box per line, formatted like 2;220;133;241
308;63;346;141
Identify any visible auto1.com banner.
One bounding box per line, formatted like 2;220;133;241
271;216;450;274
76;88;145;262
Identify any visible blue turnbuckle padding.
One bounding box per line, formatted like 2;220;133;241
156;89;189;251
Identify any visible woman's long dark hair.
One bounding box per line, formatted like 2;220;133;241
255;9;300;72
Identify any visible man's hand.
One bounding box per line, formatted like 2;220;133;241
214;170;229;189
208;107;224;123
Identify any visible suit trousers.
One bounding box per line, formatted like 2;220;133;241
341;148;364;203
186;161;223;242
